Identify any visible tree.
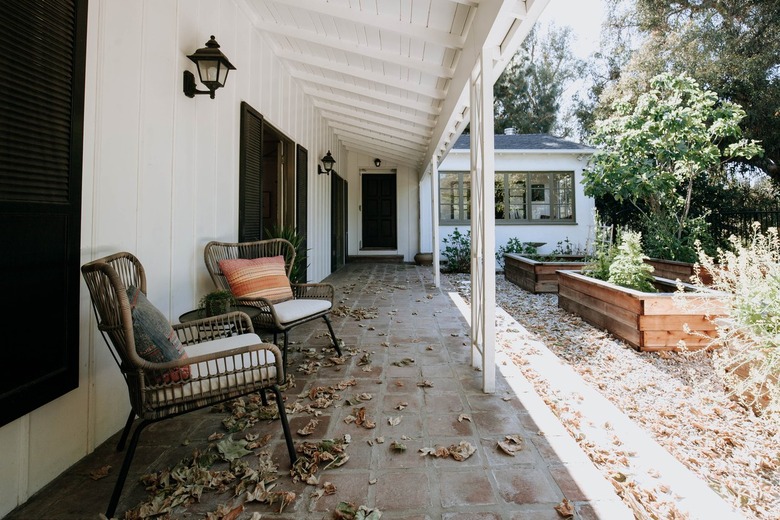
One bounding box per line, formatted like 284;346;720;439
583;73;763;261
590;0;780;181
493;24;583;136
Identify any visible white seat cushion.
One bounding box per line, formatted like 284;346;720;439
273;299;331;325
146;334;278;405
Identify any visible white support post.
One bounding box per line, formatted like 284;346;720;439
469;46;496;393
431;156;440;288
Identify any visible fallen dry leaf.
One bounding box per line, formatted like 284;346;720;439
417;380;434;388
388;416;402;426
457;414;472;422
554;498;574;518
89;465;111;481
497;435;524;456
297;418;319;436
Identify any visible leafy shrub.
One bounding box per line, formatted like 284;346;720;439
264;224;308;283
685;223;780;415
583;225;617;282
496;237;537;269
607;230;656;292
442;228;471;273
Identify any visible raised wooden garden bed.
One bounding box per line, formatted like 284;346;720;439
557;270;724;352
504;253;588;294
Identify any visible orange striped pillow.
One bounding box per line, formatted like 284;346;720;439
219;256;293;304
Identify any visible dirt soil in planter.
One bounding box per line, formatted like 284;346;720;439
448;273;780;519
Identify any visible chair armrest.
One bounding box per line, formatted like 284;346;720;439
292;282;335;302
173;311;255;345
134;341;285;387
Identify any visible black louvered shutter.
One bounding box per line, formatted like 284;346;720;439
0;0;87;426
295;144;308;282
239;102;263;242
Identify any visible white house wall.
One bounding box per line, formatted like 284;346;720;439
437;150;596;257
0;0;339;515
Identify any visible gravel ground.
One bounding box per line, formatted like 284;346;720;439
447;273;780;519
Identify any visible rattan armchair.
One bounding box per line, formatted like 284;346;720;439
81;252;296;518
204;238;343;367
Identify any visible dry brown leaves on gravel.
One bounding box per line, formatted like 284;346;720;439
451;273;780;518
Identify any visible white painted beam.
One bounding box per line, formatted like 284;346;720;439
318;108;433;139
308;92;436;128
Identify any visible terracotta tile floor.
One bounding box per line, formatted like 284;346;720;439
6;263;630;520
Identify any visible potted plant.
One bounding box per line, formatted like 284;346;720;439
199;290;236;317
558;230;724;351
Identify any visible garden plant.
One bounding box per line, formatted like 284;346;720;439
682;223;780;417
583;72;763;262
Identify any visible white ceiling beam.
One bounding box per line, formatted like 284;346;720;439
445;0;480;7
298;76;441;116
318;108;433;139
277;49;446;100
267;0;465;49
328;121;429;150
333;127;427;156
343;143;420;168
305;88;436;127
257;20;455;78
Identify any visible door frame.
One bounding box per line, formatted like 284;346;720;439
358;170;398;252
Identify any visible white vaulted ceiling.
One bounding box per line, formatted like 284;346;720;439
241;0;550;172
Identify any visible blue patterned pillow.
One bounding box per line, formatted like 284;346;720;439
126;286;190;384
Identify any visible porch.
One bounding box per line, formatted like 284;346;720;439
6;262;628;519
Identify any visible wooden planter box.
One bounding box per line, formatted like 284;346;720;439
557;270;724;352
644;258;714;286
504;253;589;294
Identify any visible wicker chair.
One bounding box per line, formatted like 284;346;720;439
204;238;342;367
81;252;296;518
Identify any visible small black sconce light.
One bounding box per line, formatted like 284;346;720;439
183;35;236;99
318;150;336;175
374;158;381;167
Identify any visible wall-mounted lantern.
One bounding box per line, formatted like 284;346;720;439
183;36;235;99
318;151;336;175
374;158;381;167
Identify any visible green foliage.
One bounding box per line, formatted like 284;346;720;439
584;72;763;260
607;230;656;292
442;228;471;273
685;223;780;415
496;237;537;269
640;212;715;263
264;224;307;283
199;290;236;317
493;24;584;136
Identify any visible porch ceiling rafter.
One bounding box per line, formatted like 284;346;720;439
243;0;548;185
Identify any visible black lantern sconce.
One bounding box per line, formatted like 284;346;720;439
374;158;381;167
183;36;236;99
318;150;336;175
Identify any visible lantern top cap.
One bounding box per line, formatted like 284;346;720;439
187;35;236;70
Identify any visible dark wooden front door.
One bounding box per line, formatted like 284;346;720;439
331;174;347;272
361;174;397;249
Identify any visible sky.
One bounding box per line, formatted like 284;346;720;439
536;0;606;59
534;0;608;138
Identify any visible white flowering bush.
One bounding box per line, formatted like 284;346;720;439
688;222;780;416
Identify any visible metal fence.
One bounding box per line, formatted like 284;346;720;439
712;205;780;242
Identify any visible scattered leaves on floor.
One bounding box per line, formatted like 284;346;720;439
89;465;111;480
457;414;471;422
390;441;407;452
292;439;350;484
554;498;574;518
419;441;476;461
297;418;319;436
497;435;524;456
417;380;434;388
387;416;402;426
334;502;382;520
391;358;415;367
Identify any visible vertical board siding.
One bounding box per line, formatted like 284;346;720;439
0;0;338;514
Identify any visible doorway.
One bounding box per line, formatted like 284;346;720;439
361;173;397;249
331;173;348;272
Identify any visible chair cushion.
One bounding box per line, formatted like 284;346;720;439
219;256;293;304
273;298;332;325
146;334;278;404
126;286;190;384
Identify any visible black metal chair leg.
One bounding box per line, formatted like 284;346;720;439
106;419;151;519
260;389;269;407
270;386;297;465
283;331;289;368
323;315;342;356
116;410;136;452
